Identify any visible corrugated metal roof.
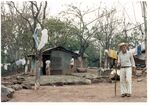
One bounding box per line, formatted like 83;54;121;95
28;46;80;57
42;46;80;57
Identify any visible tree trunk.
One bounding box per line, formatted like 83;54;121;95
34;51;42;90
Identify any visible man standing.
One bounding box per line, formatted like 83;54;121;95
118;42;135;97
45;60;51;75
70;57;74;71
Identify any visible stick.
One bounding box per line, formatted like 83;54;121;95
115;67;117;96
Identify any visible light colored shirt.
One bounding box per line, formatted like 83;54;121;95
15;58;26;66
118;51;135;67
46;60;51;68
46;60;51;65
70;58;74;65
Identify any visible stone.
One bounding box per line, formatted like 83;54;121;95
137;78;143;82
11;84;22;90
1;85;15;102
22;83;32;89
1;81;13;86
24;75;92;86
76;68;87;73
16;76;25;81
13;80;23;84
2;77;12;81
71;73;98;80
136;70;143;77
13;80;18;84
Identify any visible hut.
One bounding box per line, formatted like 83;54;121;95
42;46;80;75
129;42;146;68
134;50;146;68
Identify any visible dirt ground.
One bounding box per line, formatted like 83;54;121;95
9;76;147;102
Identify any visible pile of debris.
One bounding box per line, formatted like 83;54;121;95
1;74;32;102
1;75;32;90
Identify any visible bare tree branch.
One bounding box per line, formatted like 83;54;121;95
43;1;47;20
8;1;34;33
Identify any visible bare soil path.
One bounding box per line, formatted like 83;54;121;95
9;77;147;102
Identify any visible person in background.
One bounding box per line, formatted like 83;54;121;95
70;57;74;71
45;60;51;75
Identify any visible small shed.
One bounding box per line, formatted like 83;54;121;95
42;46;80;75
134;50;146;68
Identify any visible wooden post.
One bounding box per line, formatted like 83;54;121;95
98;46;102;77
114;67;117;96
142;1;147;68
140;1;147;68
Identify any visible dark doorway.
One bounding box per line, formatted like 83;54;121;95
42;55;50;75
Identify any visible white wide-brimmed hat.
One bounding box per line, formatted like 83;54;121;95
118;42;128;48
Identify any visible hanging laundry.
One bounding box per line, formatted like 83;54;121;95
108;49;117;59
137;45;142;55
4;63;11;70
15;58;26;66
141;42;145;51
33;24;41;49
129;48;136;55
37;29;48;50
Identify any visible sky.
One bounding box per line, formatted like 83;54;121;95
46;0;144;24
44;0;145;39
2;0;144;26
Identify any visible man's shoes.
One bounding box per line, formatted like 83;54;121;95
126;94;131;97
121;94;126;97
121;93;131;97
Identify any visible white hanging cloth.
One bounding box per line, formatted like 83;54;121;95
38;29;48;50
